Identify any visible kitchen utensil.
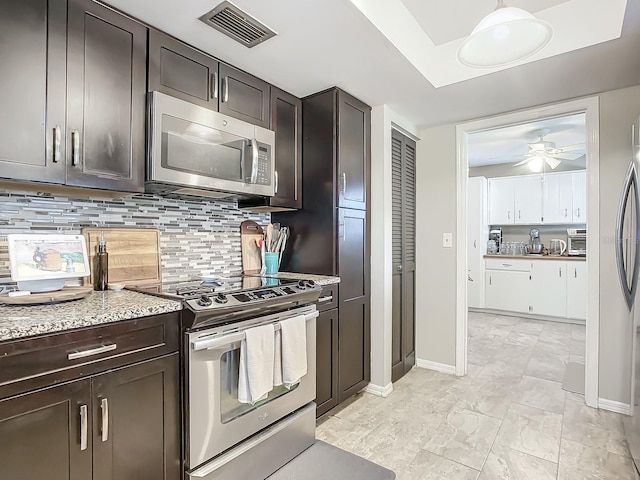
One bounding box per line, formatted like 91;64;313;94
549;238;567;256
266;223;274;252
82;228;161;287
0;286;92;305
527;243;544;254
240;221;264;274
487;239;497;254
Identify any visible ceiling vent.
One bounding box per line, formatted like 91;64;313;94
199;1;276;48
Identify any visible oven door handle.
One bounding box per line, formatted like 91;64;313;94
191;310;319;351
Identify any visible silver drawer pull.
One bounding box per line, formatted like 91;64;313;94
79;404;88;451
68;343;117;360
317;295;333;303
101;398;109;442
502;263;512;267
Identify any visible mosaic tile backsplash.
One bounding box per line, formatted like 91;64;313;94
0;187;270;283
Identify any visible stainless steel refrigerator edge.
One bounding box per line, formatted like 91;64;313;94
621;114;640;472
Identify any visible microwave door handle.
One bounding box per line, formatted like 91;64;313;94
250;138;259;184
616;162;640;310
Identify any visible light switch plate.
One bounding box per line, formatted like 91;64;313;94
442;232;453;248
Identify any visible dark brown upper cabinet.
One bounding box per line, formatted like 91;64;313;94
148;29;270;128
0;0;67;185
337;91;370;211
66;0;146;192
238;87;302;211
0;0;147;193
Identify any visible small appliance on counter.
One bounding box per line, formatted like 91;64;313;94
527;228;544;255
488;228;502;250
567;228;587;256
549;238;567;256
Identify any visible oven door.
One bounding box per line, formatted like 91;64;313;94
568;235;587;255
185;305;317;470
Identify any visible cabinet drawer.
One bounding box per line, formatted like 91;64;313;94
316;284;339;312
485;258;531;272
0;312;180;400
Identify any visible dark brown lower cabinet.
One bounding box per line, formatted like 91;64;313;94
0;379;92;480
316;308;338;417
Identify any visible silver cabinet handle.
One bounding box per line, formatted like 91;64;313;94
80;404;88;451
507;210;511;220
274;170;279;195
53;125;61;163
71;129;80;166
574;268;577;278
502;263;512;267
577;208;581;218
518;210;521;219
101;398;109;442
211;72;218;99
559;267;562;277
473;240;477;248
489;276;492;285
250;138;259;184
397;265;403;271
68;343;117;360
564;208;568;217
341;172;347;195
318;295;333;303
222;76;229;103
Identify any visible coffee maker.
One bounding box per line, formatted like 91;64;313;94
489;228;502;248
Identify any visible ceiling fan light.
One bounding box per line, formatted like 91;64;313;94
528;156;544;172
457;6;553;68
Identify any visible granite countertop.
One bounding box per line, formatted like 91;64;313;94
484;254;586;262
0;290;183;342
270;272;340;286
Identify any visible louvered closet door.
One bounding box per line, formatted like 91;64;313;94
391;129;416;382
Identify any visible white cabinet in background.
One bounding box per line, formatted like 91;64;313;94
485;270;530;314
467;177;488;308
530;261;567;317
513;175;543;224
543;172;573;224
572;171;587;223
488;177;515;225
567;262;587;319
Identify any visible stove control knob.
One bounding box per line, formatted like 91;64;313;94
197;295;212;307
214;293;228;304
297;280;307;290
304;280;316;288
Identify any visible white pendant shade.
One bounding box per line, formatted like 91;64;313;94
457;5;553;68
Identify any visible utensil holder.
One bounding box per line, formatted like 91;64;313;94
264;252;279;274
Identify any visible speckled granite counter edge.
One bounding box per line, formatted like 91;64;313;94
270;272;340;285
0;290;182;342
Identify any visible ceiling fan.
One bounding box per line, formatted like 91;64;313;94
513;129;585;172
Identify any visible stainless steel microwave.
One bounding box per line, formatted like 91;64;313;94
567;228;587;256
146;91;275;198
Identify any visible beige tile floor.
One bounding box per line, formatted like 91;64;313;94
316;312;639;479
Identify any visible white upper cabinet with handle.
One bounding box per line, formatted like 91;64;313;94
542;172;573;224
488;177;515;224
572;170;587;223
513;174;543;224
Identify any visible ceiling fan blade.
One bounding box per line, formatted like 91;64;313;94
545;157;562;169
553;152;583;160
559;143;585;152
513;158;530;167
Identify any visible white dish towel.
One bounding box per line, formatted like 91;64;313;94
238;323;275;404
279;315;307;388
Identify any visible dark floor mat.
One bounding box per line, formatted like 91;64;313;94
268;440;396;480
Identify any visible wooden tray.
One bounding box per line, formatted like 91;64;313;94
82;228;161;287
0;287;92;305
241;221;263;274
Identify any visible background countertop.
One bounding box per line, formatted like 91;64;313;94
484;254;586;262
269;272;340;285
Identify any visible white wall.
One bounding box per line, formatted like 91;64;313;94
369;105;419;394
415;123;458;367
414;84;640;404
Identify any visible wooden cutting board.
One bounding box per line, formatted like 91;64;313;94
0;286;92;305
241;221;263;274
82;228;161;286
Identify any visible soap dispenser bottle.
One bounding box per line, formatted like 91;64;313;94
94;231;108;291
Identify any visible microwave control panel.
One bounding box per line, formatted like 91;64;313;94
255;146;271;185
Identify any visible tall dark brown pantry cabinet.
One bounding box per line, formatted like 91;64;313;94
274;87;371;414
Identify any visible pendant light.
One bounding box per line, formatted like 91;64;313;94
457;0;553;68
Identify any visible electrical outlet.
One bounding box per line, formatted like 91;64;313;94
442;232;453;248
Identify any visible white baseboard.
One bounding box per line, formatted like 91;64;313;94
363;382;393;398
416;358;456;375
599;398;632;415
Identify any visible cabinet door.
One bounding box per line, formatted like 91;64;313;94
337;91;371;211
0;379;92;480
218;63;270;128
488;177;514;225
567;262;587;319
0;0;66;184
531;262;567;317
337;208;370;402
514;175;543;224
467;177;487;308
572;171;587;223
485;270;530;313
92;354;180;480
270;87;302;209
316;308;339;417
148;29;219;110
66;0;146;192
543;172;573;224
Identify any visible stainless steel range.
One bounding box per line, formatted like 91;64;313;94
129;275;321;480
